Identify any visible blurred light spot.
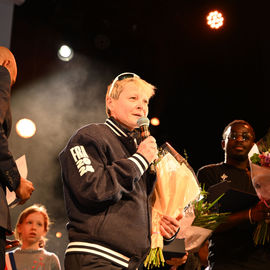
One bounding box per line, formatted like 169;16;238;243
57;45;74;62
207;10;224;29
150;117;160;126
16;118;36;138
56;232;62;238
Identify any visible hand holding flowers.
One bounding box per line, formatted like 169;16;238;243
144;143;200;269
160;215;182;240
248;198;270;245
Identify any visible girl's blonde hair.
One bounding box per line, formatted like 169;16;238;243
15;204;51;248
105;76;156;117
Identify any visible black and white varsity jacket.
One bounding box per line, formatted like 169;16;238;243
59;117;156;269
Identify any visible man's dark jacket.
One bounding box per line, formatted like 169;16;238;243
0;66;20;233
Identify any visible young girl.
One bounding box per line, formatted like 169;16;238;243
5;204;61;270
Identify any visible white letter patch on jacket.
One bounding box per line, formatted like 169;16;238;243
70;146;95;176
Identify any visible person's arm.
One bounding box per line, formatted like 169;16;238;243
0;66;21;192
214;200;268;232
0;66;34;202
0;125;20;191
59;130;153;208
214;209;249;232
197;166;268;232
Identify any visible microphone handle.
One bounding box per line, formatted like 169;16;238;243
140;125;156;174
139;125;156;173
149;162;156;174
140;125;150;140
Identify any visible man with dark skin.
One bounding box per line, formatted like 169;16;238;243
197;120;270;270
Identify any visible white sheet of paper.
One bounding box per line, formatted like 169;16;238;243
248;143;260;158
177;205;212;252
6;155;28;208
182;226;212;252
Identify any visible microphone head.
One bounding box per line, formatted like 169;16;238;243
137;117;150;127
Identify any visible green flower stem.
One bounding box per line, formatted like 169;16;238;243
144;247;165;269
254;221;270;246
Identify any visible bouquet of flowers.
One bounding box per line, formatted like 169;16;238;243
177;187;230;252
249;128;270;245
192;188;230;230
144;142;201;269
250;151;270;200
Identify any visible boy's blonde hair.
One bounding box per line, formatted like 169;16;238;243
15;204;51;248
105;76;156;117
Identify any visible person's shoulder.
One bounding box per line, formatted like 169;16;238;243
198;162;224;173
67;122;108;143
41;248;59;259
43;249;61;269
75;122;108;136
59;122;109;156
197;162;225;189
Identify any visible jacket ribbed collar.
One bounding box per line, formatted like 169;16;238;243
105;117;140;138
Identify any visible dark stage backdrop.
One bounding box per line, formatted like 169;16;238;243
6;0;270;267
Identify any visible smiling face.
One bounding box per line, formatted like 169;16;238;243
106;81;151;130
17;212;47;249
222;123;254;162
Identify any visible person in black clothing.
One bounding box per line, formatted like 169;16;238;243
0;46;34;270
197;120;270;270
59;72;180;270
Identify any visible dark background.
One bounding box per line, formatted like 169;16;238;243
6;0;270;266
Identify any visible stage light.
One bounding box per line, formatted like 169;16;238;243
57;45;74;62
150;117;160;126
16;118;36;138
56;232;62;238
206;10;224;29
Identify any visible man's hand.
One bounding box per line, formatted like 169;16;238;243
160;214;182;239
15;177;34;204
251;200;270;223
5;231;20;250
5;239;20;250
166;252;188;268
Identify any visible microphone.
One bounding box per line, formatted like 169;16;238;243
137;117;156;173
137;117;150;140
